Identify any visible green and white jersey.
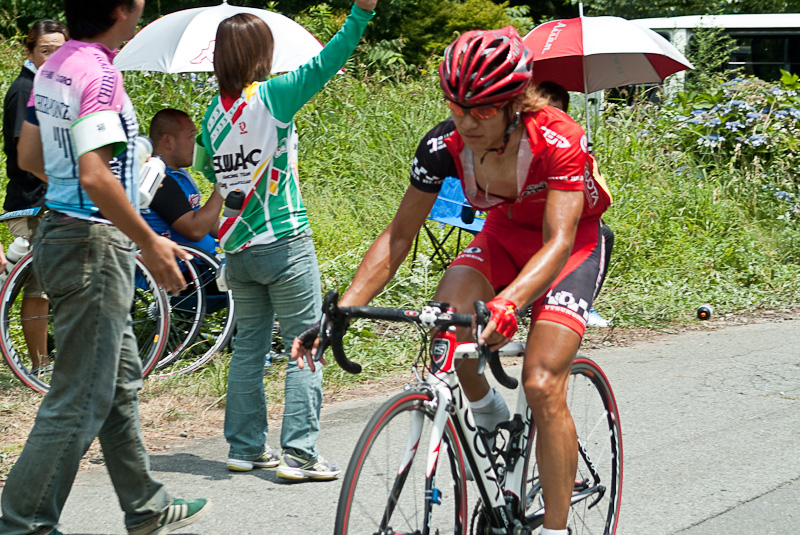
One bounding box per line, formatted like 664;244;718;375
198;5;373;253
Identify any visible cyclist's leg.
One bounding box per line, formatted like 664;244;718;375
433;264;494;402
523;220;605;530
433;229;517;403
521;320;580;530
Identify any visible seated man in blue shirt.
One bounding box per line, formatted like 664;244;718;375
142;108;223;254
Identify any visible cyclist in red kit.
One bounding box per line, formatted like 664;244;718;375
294;27;611;535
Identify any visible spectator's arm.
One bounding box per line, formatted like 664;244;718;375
17;121;47;182
169;190;223;241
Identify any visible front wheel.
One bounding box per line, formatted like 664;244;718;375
521;357;623;534
335;389;469;535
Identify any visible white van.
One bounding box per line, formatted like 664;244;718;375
633;13;800;87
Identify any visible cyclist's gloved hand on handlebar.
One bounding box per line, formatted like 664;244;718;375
478;296;519;351
291;321;326;372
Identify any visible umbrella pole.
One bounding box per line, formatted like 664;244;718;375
585;92;593;152
579;2;591;150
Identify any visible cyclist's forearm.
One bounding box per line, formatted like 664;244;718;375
340;227;413;307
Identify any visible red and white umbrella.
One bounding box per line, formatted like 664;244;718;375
114;1;323;74
523;16;693;94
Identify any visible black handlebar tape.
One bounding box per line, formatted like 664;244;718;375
473;300;519;390
331;328;361;374
320;290;363;374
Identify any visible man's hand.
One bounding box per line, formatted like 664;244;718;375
139;235;191;295
477;296;518;352
291;321;326;372
355;0;377;12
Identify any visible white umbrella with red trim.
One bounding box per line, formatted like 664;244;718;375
523;14;692;145
114;1;323;74
523;15;693;94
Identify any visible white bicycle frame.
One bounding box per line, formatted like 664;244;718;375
408;337;531;528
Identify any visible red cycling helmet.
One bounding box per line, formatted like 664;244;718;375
439;26;533;107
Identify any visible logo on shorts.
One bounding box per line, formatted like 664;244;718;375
546;290;590;320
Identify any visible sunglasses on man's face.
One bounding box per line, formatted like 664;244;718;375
446;100;504;120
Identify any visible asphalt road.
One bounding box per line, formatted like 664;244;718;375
5;318;799;534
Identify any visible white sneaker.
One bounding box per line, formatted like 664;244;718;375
587;309;610;328
227;447;280;472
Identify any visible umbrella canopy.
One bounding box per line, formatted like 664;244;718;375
114;1;323;73
523;16;693;94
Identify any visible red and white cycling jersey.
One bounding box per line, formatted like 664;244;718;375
410;106;614;336
410;105;611;229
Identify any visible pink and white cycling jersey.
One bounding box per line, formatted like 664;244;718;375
26;40;140;220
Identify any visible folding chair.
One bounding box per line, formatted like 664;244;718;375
412;176;485;267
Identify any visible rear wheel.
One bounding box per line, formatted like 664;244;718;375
520;357;623;534
150;244;235;377
0;253;169;394
335;389;469;535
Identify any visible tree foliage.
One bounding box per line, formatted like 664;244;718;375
568;0;800;18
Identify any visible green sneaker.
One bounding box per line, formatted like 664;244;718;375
129;498;212;535
276;448;341;481
227;447;280;471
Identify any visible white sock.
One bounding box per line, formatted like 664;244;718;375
540;528;569;535
469;388;497;410
470;388;510;432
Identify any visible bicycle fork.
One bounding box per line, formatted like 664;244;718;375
379;386;452;534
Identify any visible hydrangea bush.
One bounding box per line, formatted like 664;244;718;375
634;72;800;223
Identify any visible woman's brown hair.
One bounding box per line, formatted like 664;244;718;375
214;13;274;98
26;19;69;52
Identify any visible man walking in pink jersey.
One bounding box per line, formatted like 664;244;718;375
0;2;211;534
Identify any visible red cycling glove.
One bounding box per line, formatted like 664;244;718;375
485;297;519;339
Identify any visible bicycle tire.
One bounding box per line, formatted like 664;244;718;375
335;389;469;535
150;244;235;378
0;253;170;394
520;357;623;534
153;253;206;369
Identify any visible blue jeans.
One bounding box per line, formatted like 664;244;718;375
0;213;170;535
225;230;323;461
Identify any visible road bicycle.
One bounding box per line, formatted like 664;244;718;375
0;250;170;394
309;290;622;535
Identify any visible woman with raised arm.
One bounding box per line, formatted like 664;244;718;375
293;27;612;534
196;0;379;482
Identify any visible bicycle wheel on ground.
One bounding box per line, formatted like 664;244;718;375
150;244;235;378
0;253;170;394
521;357;623;535
335;388;469;535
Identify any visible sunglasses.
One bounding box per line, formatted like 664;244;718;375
446;100;505;120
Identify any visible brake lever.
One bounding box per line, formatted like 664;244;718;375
473;300;518;390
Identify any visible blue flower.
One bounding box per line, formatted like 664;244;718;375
725;121;746;132
698;134;725;148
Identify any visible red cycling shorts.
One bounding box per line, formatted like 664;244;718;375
449;218;608;337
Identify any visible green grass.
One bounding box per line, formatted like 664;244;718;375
1;36;800;399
